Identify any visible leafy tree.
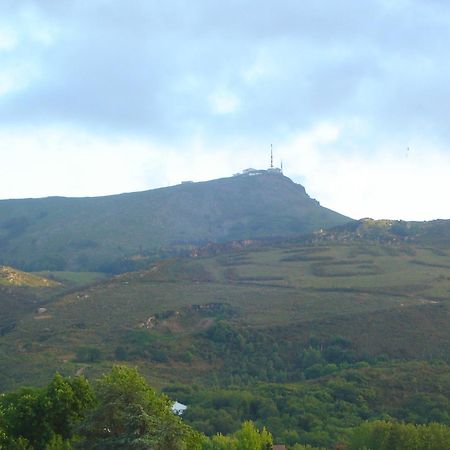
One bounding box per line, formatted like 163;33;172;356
44;434;74;449
78;365;202;449
0;435;33;449
0;374;92;449
234;421;272;450
44;373;94;440
347;420;450;450
0;386;52;449
202;433;238;450
419;423;450;450
300;348;324;369
205;321;243;349
399;393;450;424
202;421;272;450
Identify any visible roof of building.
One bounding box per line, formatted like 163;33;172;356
171;401;187;414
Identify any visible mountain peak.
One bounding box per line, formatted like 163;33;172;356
0;174;351;272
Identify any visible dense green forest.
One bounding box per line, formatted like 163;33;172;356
1;366;449;450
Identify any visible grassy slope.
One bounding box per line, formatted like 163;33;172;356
0;270;108;354
0;174;350;271
0;267;61;336
0;266;58;287
1;239;449;389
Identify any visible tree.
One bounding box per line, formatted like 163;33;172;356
202;421;272;450
347;420;450;450
234;421;272;450
44;373;94;440
44;434;74;449
202;433;238;450
0;374;92;450
78;365;202;449
0;386;52;449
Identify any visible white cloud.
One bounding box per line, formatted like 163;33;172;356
208;88;241;115
0;26;17;51
0;127;163;199
0;126;260;200
0;61;38;96
281;125;450;220
18;4;60;47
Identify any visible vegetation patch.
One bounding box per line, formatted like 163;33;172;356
409;259;450;269
0;266;59;287
280;254;334;262
311;261;382;277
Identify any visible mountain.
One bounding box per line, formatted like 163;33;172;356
0;172;351;271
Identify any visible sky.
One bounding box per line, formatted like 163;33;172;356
1;0;450;220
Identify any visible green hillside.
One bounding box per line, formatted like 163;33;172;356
1;236;450;446
0;269;106;342
308;217;450;246
0;266;58;287
0;173;350;272
1;238;449;384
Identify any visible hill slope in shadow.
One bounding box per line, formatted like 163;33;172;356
0;173;351;271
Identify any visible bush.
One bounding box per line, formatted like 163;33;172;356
75;346;102;363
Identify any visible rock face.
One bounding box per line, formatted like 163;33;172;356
0;173;352;271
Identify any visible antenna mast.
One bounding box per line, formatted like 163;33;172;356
270;144;273;168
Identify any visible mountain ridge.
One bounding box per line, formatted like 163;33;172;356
0;173;351;271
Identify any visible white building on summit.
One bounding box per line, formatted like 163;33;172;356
233;146;283;177
241;168;263;176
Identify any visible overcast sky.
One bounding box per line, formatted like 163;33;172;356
1;0;450;220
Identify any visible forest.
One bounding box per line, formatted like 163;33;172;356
1;365;449;450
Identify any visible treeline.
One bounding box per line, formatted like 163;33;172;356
0;366;271;450
166;377;375;447
114;325;376;384
1;366;450;449
166;363;450;448
194;325;410;390
106;324;450;446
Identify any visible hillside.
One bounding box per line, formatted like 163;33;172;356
0;266;58;287
1;237;450;446
0;173;350;272
1;238;449;386
0;268;104;338
307;217;450;246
